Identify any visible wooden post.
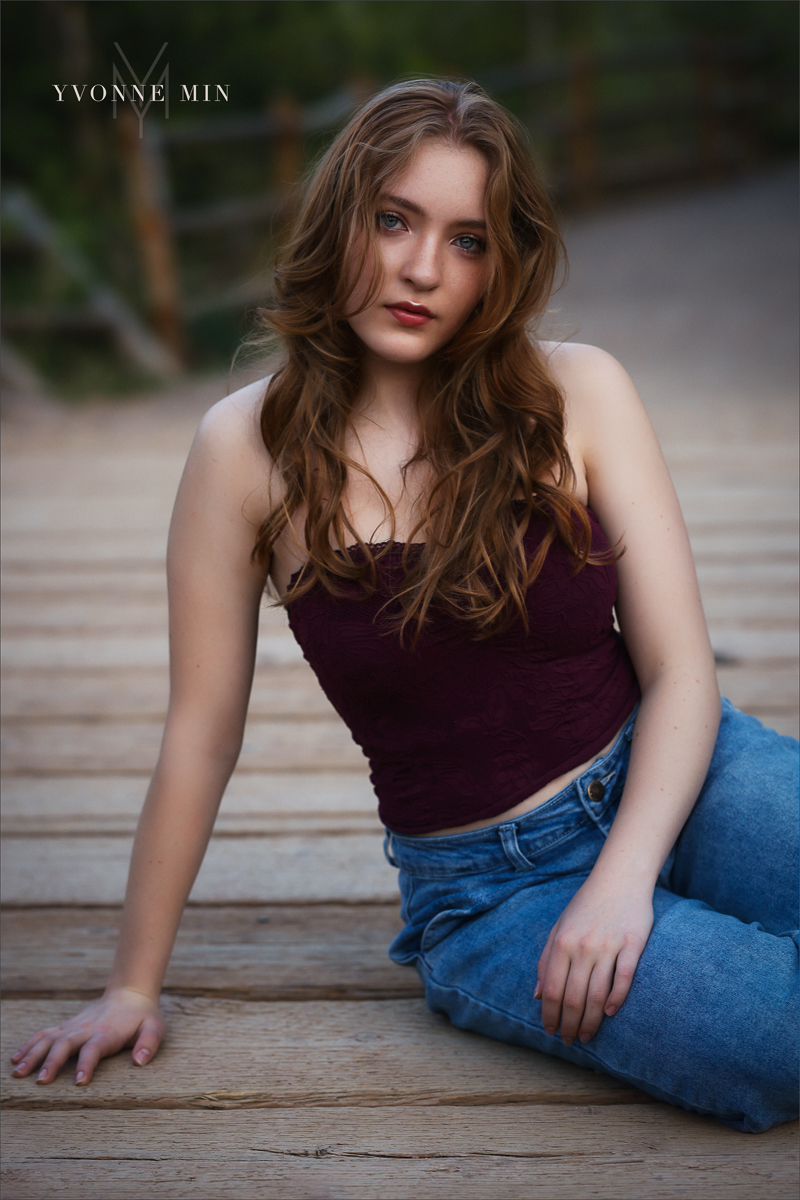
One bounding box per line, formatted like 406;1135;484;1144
567;50;599;207
115;106;187;364
270;92;303;224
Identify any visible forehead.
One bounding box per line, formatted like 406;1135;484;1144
384;140;489;216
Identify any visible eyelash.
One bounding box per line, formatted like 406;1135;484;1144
376;211;486;256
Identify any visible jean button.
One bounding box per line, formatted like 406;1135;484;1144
587;780;605;802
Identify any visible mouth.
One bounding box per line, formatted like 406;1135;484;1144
385;301;434;327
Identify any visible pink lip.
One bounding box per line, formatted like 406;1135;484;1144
385;303;433;327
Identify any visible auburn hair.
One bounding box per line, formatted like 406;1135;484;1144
251;77;612;643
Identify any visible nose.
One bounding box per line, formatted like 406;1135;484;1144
399;234;441;291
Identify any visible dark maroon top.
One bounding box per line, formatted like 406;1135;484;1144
286;504;640;834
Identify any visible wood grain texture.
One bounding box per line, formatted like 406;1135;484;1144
1;664;333;720
5;1106;795;1159
0;835;398;905
0;772;378;837
1;997;646;1110
1;717;365;774
0;633;305;668
1;905;419;1000
3;1154;797;1200
1;1110;796;1200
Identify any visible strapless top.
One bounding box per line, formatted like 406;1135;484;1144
286;504;640;834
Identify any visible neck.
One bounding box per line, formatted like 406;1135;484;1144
353;350;429;430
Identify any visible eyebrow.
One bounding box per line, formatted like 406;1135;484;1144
380;192;487;231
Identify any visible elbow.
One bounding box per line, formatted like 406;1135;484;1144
637;651;721;715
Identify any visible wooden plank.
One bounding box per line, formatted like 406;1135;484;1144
696;563;799;585
2;1110;796;1200
0;717;363;774
1;905;418;1000
4;1152;796;1200
0;773;377;836
0;599;292;634
700;591;798;622
0;664;333;720
0;453;186;492
0;533;169;562
0;997;651;1110
2;1154;797;1200
0;633;304;668
0;835;398;905
4;1105;795;1161
674;486;798;521
747;713;799;739
715;664;800;713
689;531;798;560
708;628;799;662
1;566;168;592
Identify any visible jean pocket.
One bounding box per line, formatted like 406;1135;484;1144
420;906;476;955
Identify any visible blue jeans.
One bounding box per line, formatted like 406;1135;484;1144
384;699;799;1133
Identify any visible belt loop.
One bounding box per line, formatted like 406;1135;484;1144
499;823;535;871
384;830;398;867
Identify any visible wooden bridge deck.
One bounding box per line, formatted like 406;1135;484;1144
2;170;798;1198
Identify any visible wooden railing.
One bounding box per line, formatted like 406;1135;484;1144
2;38;792;380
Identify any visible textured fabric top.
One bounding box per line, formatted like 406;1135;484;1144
286;503;640;834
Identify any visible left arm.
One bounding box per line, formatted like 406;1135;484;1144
535;343;720;1045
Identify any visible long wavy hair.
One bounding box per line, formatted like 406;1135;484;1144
252;77;612;643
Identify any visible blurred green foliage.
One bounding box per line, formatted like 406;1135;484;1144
2;0;797;397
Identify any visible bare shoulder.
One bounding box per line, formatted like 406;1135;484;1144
196;375;272;456
536;339;650;446
190;375;280;514
537;339;636;402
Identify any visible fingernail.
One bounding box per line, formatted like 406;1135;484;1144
580;1033;591;1042
11;1052;21;1062
544;1026;555;1036
13;1061;26;1073
605;1005;617;1016
563;1037;574;1046
533;982;542;999
37;1068;47;1081
136;1049;149;1065
75;1071;84;1084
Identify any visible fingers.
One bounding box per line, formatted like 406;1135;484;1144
32;1033;87;1085
131;1015;166;1069
533;928;556;1002
577;959;615;1042
538;941;572;1038
603;945;640;1017
11;1030;60;1078
73;1031;129;1086
557;962;596;1045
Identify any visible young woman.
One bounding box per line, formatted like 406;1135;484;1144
11;79;798;1133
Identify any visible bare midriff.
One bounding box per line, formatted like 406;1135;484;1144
418;708;636;837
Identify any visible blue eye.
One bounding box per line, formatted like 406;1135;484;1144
455;235;485;255
378;212;403;230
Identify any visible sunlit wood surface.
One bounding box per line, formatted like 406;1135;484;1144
2;170;798;1198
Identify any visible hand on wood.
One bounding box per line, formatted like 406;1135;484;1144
533;875;654;1046
10;987;165;1086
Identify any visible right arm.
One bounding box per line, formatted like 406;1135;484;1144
11;384;275;1085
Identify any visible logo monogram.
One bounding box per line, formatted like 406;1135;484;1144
113;42;169;137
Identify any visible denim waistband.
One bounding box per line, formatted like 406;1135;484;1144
384;704;639;876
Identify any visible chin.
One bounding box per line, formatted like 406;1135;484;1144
364;336;438;364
